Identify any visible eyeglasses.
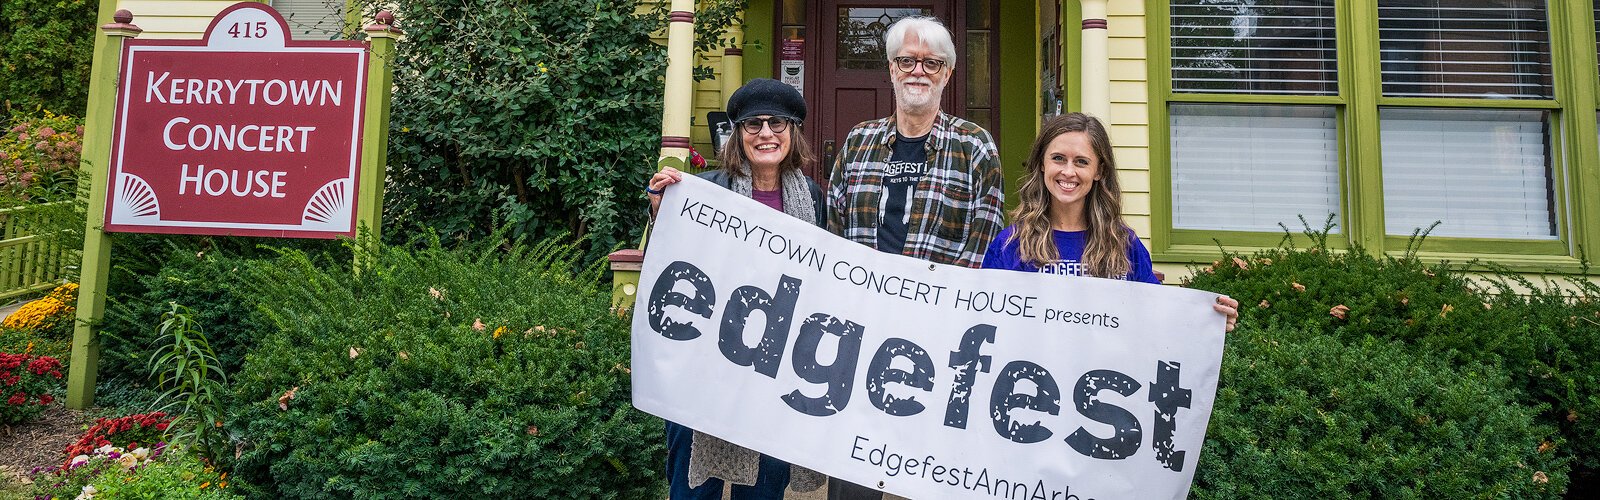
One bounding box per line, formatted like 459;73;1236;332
738;116;794;134
892;56;947;73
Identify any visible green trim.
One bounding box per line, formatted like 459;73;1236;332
1565;0;1600;259
1146;0;1172;253
1166;229;1350;250
1344;0;1384;251
743;0;774;80
1063;0;1081;114
1376;97;1561;109
1159;245;1592;275
997;0;1035;216
1383;236;1570;256
1166;93;1344;105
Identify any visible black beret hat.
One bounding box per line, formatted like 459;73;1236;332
727;78;807;123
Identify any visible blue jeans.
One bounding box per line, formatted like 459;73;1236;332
666;421;791;500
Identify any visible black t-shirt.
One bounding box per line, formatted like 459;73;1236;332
876;132;929;254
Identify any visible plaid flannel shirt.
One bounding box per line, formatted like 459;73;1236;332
827;112;1005;268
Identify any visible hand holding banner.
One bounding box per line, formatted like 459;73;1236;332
633;175;1227;499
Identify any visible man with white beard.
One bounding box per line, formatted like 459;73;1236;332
827;16;1004;272
823;15;1005;500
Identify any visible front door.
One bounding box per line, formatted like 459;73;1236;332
787;0;999;186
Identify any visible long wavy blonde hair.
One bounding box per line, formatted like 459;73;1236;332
1006;113;1130;278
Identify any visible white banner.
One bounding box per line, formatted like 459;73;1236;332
632;176;1226;500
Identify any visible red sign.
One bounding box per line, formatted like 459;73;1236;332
105;3;369;238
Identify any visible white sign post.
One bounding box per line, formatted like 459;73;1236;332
632;176;1227;500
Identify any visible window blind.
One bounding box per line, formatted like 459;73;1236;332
1170;0;1338;95
271;0;346;41
1171;104;1341;232
1378;0;1552;99
1380;108;1555;239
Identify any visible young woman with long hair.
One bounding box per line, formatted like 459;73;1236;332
983;113;1239;329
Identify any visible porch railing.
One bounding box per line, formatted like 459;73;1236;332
0;202;76;301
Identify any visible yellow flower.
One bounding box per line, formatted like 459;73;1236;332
493;325;508;339
199;482;211;489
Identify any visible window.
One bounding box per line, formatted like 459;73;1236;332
1158;0;1585;262
1167;0;1341;234
271;0;347;40
1171;104;1339;232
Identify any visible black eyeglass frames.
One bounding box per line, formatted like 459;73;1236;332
738;116;794;135
892;56;946;73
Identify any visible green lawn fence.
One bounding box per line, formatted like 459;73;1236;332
0;202;75;301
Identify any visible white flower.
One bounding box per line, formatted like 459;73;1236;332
117;453;140;469
130;447;151;460
70;454;90;466
74;484;98;500
94;444;115;454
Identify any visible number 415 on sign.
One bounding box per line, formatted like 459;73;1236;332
228;21;267;39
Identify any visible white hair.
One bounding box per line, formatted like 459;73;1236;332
883;16;956;69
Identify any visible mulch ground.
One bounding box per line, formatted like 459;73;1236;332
0;404;86;485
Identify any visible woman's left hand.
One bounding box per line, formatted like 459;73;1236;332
1214;295;1240;333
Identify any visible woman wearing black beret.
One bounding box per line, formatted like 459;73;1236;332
647;78;827;499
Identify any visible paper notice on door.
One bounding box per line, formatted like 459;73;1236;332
781;60;804;93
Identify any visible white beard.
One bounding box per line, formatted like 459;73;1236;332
894;76;945;113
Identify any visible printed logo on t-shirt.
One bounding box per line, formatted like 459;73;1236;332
883;160;928;179
1040;259;1127;280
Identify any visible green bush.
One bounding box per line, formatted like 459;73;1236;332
370;0;666;262
1184;225;1600;496
1192;321;1564;498
100;249;270;386
225;236;663;498
0;0;95;116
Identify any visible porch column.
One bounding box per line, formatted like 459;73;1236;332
721;21;745;108
660;1;696;166
1080;0;1109;120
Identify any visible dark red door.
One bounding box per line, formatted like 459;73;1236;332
801;0;999;186
815;1;943;184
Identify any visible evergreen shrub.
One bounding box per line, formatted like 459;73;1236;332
1191;322;1563;498
1184;225;1600;496
226;236;662;498
100;249;267;381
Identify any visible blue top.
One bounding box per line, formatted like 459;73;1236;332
981;225;1160;284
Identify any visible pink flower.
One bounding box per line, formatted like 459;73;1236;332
38;127;55;137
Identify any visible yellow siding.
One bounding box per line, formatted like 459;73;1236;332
692;52;730;156
118;0;247;39
1107;0;1145;16
1106;6;1151;258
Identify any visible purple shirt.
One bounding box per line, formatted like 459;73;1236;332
752;188;783;211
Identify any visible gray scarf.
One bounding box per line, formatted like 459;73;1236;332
686;163;824;493
729;163;815;225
